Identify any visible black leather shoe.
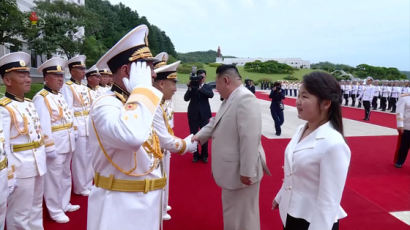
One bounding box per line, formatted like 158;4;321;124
201;157;208;163
192;156;199;163
394;163;403;168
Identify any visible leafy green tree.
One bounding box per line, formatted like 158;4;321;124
0;0;25;50
23;0;88;61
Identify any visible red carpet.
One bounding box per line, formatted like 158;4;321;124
43;102;409;229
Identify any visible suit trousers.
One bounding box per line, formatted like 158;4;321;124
222;182;260;230
396;130;410;165
284;214;339;230
44;152;71;218
72;136;93;194
0;169;7;230
189;118;209;158
7;175;44;230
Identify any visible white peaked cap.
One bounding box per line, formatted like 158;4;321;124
67;55;86;69
154;61;181;81
0;52;30;76
96;25;156;74
86;64;100;77
38;57;66;75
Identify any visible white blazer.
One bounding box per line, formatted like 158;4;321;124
274;122;350;230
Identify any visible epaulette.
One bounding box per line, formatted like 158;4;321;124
66;80;73;85
0;97;12;106
39;89;49;97
24;98;32;102
400;93;410;97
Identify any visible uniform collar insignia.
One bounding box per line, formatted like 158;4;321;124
5;91;24;102
70;78;82;85
44;85;58;94
111;83;129;103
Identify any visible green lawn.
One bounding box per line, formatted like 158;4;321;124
0;83;44;99
177;65;317;84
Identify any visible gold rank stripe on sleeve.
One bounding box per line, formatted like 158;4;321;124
0;97;12;106
177;139;187;155
127;87;161;114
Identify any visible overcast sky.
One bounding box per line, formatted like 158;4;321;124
108;0;410;70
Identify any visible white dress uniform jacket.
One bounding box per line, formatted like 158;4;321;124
0;119;7;230
274;122;350;230
397;95;410;130
33;88;76;217
357;84;375;101
0;96;46;230
87;86;164;230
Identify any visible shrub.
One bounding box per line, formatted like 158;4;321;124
283;75;298;81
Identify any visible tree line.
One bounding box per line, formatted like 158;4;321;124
311;62;406;80
244;60;294;74
0;0;177;67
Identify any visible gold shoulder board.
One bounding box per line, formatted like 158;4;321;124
0;97;12;106
66;80;73;85
39;89;49;97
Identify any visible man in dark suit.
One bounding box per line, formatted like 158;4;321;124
184;69;214;163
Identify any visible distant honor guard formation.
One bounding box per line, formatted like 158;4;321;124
0;23;409;230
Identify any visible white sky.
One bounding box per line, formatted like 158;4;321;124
108;0;410;70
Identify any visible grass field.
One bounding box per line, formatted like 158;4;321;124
176;65;317;84
0;83;44;99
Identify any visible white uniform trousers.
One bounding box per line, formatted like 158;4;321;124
0;169;8;230
72;136;93;194
162;151;171;213
87;187;162;230
6;175;44;230
61;150;73;210
44;152;71;218
222;181;261;230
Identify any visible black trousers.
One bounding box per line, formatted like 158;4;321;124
372;97;378;110
380;97;387;110
188;117;209;158
343;94;349;106
284;214;339;230
396;130;410;165
351;94;356;106
363;101;371;120
390;98;398;112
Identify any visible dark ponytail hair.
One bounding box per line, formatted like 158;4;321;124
302;72;344;136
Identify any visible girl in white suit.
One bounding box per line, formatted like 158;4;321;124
273;72;351;230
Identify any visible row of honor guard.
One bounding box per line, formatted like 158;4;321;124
0;24;197;230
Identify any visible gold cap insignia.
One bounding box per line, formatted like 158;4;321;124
20;60;26;67
57;65;62;71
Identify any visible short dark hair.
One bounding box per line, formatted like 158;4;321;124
197;69;206;75
216;64;241;79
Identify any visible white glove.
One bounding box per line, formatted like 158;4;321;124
122;61;152;93
8;174;16;195
47;150;57;159
183;134;198;154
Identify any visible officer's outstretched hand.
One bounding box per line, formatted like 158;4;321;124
123;61;152;93
184;134;197;154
